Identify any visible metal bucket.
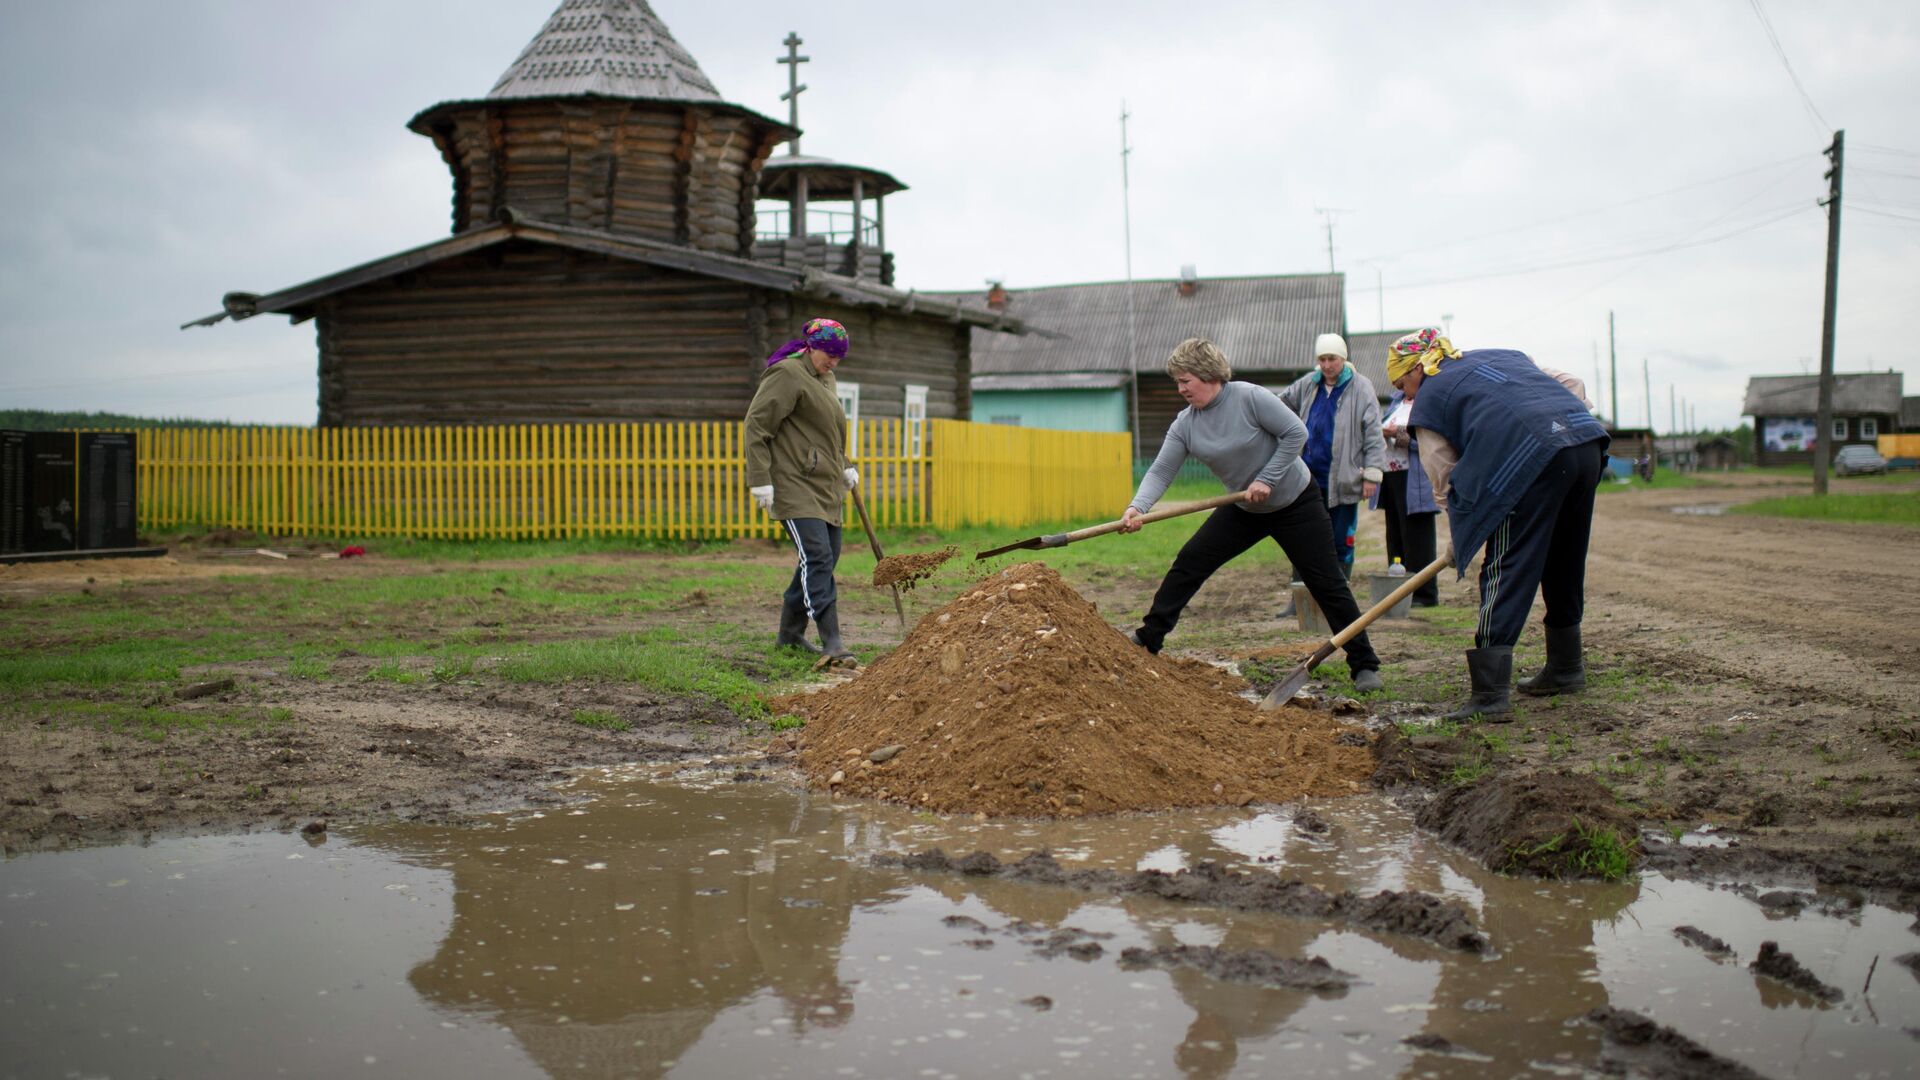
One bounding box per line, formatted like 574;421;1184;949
1369;572;1414;620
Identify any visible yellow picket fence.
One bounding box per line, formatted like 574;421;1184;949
126;419;1131;540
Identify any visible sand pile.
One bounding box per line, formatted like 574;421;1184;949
783;562;1373;817
871;547;958;590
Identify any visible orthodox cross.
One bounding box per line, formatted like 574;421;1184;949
778;32;809;154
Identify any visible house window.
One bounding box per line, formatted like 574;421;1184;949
990;415;1022;427
903;384;928;456
1832;417;1848;440
837;381;861;456
1861;417;1878;439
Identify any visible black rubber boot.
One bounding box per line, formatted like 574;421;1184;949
1520;626;1582;691
775;601;821;654
1127;629;1159;654
815;606;856;667
1518;625;1585;696
1440;647;1513;722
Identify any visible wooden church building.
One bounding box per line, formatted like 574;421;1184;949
187;0;1020;426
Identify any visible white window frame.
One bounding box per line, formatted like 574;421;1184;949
837;381;861;456
1832;417;1848;440
1861;417;1878;440
903;384;929;456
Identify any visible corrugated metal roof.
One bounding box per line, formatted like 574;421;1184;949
758;156;908;200
1742;373;1904;416
1344;328;1423;396
925;273;1345;375
973;372;1131;392
489;0;722;103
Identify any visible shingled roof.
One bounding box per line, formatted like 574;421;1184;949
928;273;1345;377
488;0;722;103
1742;372;1904;416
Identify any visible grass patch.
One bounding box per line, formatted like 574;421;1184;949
1507;820;1638;882
769;714;805;731
497;627;808;719
571;708;632;732
366;662;421;684
1730;492;1920;528
26;700;288;743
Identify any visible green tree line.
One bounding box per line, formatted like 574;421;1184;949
0;409;236;432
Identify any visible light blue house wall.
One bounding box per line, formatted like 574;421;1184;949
972;388;1129;432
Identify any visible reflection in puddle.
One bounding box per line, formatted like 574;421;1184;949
2;767;1915;1078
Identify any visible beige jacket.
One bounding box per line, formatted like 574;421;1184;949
744;353;849;524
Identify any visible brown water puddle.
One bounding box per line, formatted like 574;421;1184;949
3;770;1916;1078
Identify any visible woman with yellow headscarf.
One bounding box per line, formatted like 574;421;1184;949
1388;328;1606;722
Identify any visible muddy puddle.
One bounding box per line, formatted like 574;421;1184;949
5;771;1917;1079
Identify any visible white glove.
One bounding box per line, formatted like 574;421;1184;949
843;466;860;489
750;485;774;512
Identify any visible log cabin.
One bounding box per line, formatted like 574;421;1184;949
186;0;1019;427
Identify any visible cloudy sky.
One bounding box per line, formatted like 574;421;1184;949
2;0;1915;429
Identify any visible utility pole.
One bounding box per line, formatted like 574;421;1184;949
1642;357;1652;431
1669;383;1676;439
1592;342;1604;417
1608;311;1619;427
1120;102;1141;465
1813;130;1844;495
1374;265;1384;331
1315;206;1352;273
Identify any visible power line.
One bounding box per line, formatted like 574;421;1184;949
1385;201;1814;292
1851;206;1920;225
1747;0;1830;134
1349;153;1811;266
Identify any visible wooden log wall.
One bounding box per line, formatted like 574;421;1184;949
420;100;785;255
749;237;891;283
315;243;758;426
757;295;970;422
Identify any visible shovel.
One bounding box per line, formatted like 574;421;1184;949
974;489;1251;560
849;486;907;630
1257;552;1453;710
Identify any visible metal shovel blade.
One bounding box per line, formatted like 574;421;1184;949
974;533;1068;560
1258;643;1336;711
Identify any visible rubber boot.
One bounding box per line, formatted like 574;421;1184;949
815;606;856;667
1439;647;1512;723
1518;625;1585;697
775;601;821;654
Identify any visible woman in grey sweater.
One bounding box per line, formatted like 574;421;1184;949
1120;338;1384;692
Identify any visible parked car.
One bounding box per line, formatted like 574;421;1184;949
1833;444;1887;476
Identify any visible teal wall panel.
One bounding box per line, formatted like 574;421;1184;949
971;389;1128;432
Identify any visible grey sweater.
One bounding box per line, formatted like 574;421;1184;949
1130;381;1312;515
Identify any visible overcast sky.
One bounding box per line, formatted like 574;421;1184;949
2;0;1916;430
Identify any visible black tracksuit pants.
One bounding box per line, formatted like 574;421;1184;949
1473;440;1605;648
780;518;842;623
1380;470;1440;606
1135;486;1381;674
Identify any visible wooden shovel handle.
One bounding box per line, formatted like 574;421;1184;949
1063;489;1252;544
849;486;885;559
1326;553;1452;650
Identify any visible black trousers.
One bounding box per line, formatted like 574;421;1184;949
1380;470;1440;606
1136;486;1381;674
780;518;842;623
1474;440;1604;648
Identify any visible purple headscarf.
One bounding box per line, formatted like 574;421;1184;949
765;317;851;367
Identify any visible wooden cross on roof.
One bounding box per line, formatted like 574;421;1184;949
778;31;809;154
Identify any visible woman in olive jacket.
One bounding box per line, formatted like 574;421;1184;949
744;318;860;665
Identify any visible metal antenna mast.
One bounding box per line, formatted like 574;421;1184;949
1314;206;1353;273
1121;102;1141;464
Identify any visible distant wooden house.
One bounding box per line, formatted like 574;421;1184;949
186;0;1018;426
1741;372;1903;466
1694;435;1741;471
928;271;1351;458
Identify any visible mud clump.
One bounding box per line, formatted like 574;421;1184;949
786;562;1373;816
872;547;958;590
1750;941;1843;1002
1415;771;1640;880
1119;945;1353;993
1673;925;1735;957
1583;1007;1767;1080
880;849;1487;952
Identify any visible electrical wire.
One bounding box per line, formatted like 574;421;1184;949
1747;0;1831;135
1851;206;1920;226
1349;152;1813;266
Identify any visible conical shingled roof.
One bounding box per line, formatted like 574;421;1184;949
488;0;722;103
